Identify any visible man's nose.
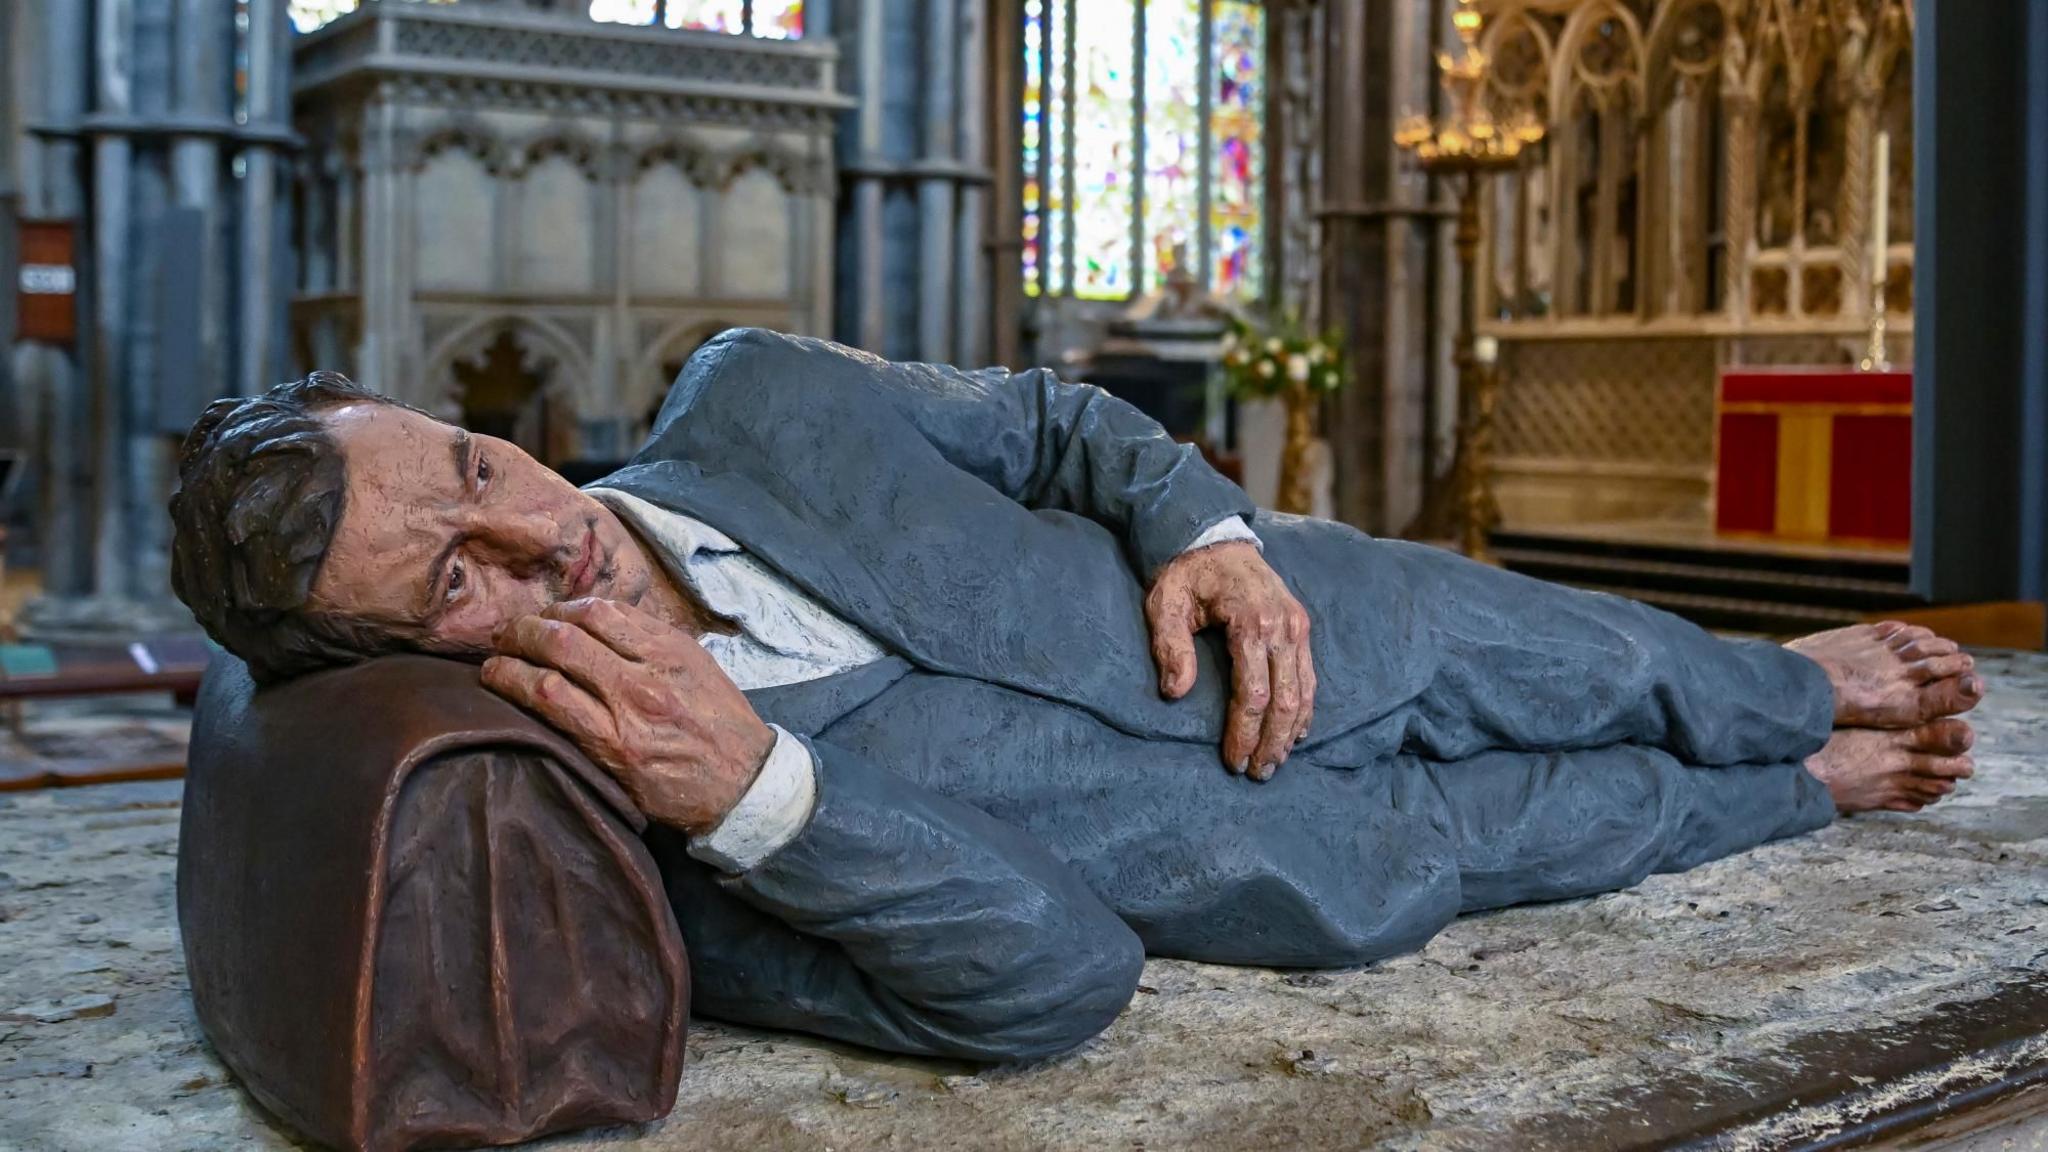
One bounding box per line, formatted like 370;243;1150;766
465;510;563;567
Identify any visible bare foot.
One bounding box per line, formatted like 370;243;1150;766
1805;719;1977;813
1786;621;1987;729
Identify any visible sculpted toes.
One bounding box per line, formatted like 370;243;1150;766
1898;636;1961;661
1884;623;1935;650
1919;674;1987;721
1908;653;1974;685
1914;718;1975;756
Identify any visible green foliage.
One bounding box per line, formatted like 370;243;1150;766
1219;313;1348;399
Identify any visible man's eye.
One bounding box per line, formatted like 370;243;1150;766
476;455;492;484
446;560;466;601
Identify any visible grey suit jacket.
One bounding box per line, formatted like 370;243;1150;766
598;328;1834;1063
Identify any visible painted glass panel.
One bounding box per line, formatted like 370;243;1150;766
1071;0;1137;300
292;0;457;34
1023;0;1048;296
665;0;745;32
1208;0;1263;299
588;0;659;25
289;0;360;33
1044;0;1071;295
751;0;805;39
1142;0;1202;293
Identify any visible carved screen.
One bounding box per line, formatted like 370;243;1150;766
1474;0;1911;328
1022;0;1267;304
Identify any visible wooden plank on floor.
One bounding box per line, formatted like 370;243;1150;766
1865;601;2048;651
1514;974;2048;1151
0;759;186;792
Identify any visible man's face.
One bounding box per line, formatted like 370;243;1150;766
308;402;659;657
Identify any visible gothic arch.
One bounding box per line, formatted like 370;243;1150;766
408;116;506;174
635;133;724;186
506;125;609;181
719;142;828;198
425;313;593;422
1548;0;1648;117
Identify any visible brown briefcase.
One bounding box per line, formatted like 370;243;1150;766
179;655;689;1152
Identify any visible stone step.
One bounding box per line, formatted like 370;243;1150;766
1492;528;1922;636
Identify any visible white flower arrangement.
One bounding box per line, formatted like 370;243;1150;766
1220;315;1347;399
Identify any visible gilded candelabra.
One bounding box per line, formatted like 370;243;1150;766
1395;0;1544;564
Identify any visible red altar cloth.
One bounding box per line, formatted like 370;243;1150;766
1714;368;1912;546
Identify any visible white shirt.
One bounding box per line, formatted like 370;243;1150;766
589;486;1258;873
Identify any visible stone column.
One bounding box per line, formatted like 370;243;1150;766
952;0;989;367
0;0;18;455
87;0;135;598
172;0;227;408
1318;0;1446;534
984;0;1023;368
915;0;958;363
355;97;405;396
24;0;91;595
237;0;289;398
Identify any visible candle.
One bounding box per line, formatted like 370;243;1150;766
1870;131;1890;287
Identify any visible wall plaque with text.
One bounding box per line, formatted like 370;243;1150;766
17;220;77;344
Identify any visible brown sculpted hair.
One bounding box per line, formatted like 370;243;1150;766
169;372;423;683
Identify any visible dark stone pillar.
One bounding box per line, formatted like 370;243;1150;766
1912;0;2048;603
1318;0;1446;534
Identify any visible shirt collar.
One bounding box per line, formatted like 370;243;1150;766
586;486;743;563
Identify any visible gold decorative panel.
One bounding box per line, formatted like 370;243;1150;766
1496;338;1718;467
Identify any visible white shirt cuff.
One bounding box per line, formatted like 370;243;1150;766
1184;516;1261;553
688;725;817;873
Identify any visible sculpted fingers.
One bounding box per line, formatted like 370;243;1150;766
481;655;620;757
543;597;679;662
1222;633;1271;774
1249;646;1299;781
1146;586;1201;699
495;615;632;700
1293;635;1318;748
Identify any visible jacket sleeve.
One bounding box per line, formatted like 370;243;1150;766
650;735;1145;1063
872;360;1257;580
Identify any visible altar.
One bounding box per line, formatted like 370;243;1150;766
1714;368;1913;548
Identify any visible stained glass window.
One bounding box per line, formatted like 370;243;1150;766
1142;0;1202;290
589;0;660;25
1023;0;1048;293
289;0;456;34
587;0;801;38
664;0;744;33
750;0;804;40
1023;0;1265;304
1208;0;1263;299
289;0;359;33
1073;0;1137;298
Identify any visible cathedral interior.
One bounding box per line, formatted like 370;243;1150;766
3;1;2048;1148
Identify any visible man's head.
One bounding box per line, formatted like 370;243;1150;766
170;373;660;683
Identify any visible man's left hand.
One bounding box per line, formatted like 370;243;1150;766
1146;540;1316;780
481;598;776;834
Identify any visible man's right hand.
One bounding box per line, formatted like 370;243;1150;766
482;597;775;834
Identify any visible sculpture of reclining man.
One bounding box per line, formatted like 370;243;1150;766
168;328;1984;1062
